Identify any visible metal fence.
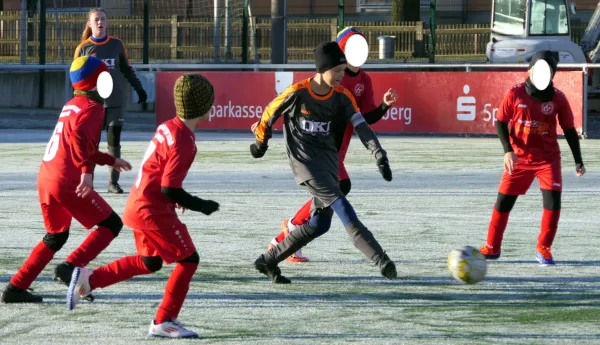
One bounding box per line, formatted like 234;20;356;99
0;0;592;64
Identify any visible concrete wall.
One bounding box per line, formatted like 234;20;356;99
0;71;153;111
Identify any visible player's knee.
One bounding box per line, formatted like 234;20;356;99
43;229;69;252
141;256;163;272
495;193;518;212
339;179;352;196
98;211;123;238
310;207;333;238
542;189;561;210
178;251;200;265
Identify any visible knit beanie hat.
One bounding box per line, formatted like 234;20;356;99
70;56;109;91
529;50;558;75
314;41;347;73
174;74;215;120
336;26;365;53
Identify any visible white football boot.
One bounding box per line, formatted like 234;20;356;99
67;267;93;311
148;319;199;338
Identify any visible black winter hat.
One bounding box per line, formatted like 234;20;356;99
314;41;347;73
529;50;558;75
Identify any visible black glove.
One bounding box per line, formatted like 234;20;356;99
377;156;392;181
136;88;148;104
199;199;219;215
250;140;268;158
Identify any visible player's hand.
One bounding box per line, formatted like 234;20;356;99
250;140;268;158
175;203;187;214
76;173;94;198
251;121;259;135
576;163;586;177
199;199;219;215
112;158;132;172
136;88;148;104
377;156;393;181
383;88;398;106
504;152;517;175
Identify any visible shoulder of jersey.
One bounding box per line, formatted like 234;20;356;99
285;79;310;92
108;36;124;45
76;38;92;49
359;69;370;79
512;82;525;90
333;85;353;97
554;88;566;97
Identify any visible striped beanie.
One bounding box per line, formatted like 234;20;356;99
174;74;215;120
70;56;109;91
336;27;366;53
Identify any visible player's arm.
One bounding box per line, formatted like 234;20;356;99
359;74;390;125
117;39;147;103
341;90;392;181
70;108;116;173
557;92;584;171
250;87;296;158
496;90;515;154
363;103;391;125
91;150;117;166
160;145;219;215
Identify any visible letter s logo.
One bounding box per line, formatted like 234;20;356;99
457;85;476;121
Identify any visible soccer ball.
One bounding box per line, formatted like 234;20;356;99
447;246;487;284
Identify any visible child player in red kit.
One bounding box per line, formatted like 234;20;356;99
265;27;398;262
479;51;585;265
67;74;219;339
1;56;132;303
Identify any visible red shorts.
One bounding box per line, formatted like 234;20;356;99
133;224;196;264
498;161;562;195
38;179;113;233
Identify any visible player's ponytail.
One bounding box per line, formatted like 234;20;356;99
81;7;106;43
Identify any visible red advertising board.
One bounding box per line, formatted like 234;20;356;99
155;71;583;135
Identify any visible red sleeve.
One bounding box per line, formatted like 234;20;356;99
91;151;116;166
160;143;196;188
556;91;575;130
496;89;515;123
70;106;104;174
359;73;377;113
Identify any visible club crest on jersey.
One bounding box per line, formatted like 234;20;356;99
354;83;365;97
300;104;311;115
541;102;555;115
299;118;331;134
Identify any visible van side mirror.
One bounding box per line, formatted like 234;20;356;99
569;2;576;14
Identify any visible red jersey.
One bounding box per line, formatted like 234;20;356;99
497;83;575;163
123;117;197;230
338;69;378;163
38;95;115;185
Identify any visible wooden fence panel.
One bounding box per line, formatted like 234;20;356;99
0;11;591;63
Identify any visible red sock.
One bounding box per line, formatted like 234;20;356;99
10;241;56;290
66;226;114;267
290;199;312;226
538;209;560;248
274;231;286;243
486;207;510;250
89;255;152;290
155;262;197;324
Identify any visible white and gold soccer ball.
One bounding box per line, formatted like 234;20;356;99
447;246;487;284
